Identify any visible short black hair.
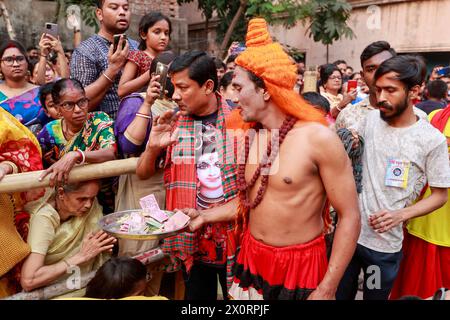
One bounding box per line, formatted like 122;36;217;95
219;71;233;90
245;69;265;90
169;51;218;91
213;57;226;70
374;55;426;91
333;60;347;66
52;78;85;104
302;92;330;114
27;46;38;52
138;12;172;51
350;72;360;80
226;54;237;65
39;82;55;110
320;63;342;84
85;257;147;299
96;0;128;9
360;41;396;68
0;40;30;66
427;79;448;100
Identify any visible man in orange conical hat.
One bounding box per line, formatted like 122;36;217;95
222;18;361;300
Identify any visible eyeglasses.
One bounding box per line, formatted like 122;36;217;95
1;55;26;66
329;76;342;81
59;97;89;111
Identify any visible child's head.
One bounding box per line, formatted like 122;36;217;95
85;257;147;299
39;82;59;120
138;12;172;53
219;71;237;101
302;92;331;115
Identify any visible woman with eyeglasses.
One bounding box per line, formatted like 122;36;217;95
319;64;357;120
37;78;116;182
0;40;48;135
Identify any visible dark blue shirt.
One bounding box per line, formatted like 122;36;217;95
70;34;138;119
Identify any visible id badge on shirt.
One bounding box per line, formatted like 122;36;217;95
385;158;411;189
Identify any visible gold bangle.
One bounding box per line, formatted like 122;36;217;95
102;72;114;83
136;112;152;120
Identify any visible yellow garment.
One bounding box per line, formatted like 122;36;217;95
321;91;344;111
26;188;109;293
0;107;43;296
406;109;450;246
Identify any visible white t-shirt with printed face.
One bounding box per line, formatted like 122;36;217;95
355;110;450;253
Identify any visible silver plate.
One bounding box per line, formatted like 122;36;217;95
98;209;189;240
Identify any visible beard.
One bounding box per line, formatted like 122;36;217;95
378;98;409;122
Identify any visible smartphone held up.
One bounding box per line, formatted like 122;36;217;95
347;80;358;93
44;22;58;38
113;34;127;52
155;62;169;100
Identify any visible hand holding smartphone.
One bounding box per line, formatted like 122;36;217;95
44;23;59;38
155;62;169;100
437;66;450;77
347;80;358;93
113;34;127;52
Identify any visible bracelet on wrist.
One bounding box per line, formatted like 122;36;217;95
136;112;152;120
102;72;114;83
75;149;86;165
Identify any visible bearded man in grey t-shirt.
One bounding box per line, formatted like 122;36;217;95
336;55;450;300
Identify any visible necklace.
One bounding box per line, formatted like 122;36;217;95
237;115;297;210
197;192;224;209
62;119;80;141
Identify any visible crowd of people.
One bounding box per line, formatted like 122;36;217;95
0;0;449;301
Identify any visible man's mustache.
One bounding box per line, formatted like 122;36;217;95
377;101;393;110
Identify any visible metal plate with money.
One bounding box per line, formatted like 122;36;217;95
98;209;189;241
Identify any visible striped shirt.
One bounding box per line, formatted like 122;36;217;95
70;34;138;119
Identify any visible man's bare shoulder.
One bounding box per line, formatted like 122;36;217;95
291;121;339;143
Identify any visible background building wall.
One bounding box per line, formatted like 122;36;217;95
0;0;187;53
269;0;450;71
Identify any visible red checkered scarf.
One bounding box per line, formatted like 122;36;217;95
161;95;238;272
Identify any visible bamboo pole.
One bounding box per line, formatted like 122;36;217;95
0;158;139;194
0;1;16;40
3;248;166;300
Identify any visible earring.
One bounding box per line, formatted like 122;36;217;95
0;72;3;80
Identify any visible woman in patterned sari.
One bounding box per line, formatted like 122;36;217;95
0;40;49;135
38;78;117;212
0;107;44;298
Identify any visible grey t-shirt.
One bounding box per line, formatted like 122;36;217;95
354;110;450;253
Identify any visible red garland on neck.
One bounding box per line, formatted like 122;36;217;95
237;115;297;210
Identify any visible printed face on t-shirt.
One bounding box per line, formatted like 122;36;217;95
196;151;223;197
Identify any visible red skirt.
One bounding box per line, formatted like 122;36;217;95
390;232;450;299
229;230;328;300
